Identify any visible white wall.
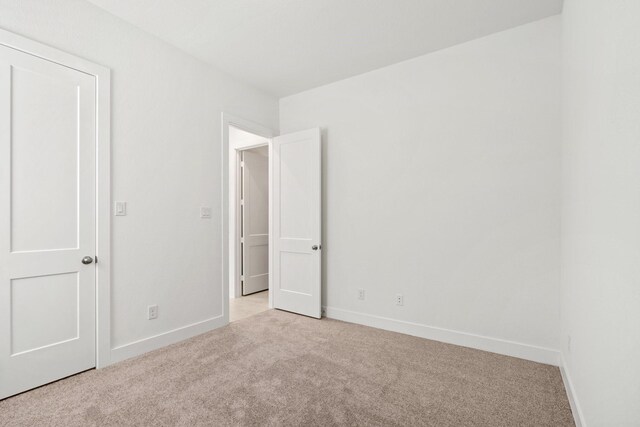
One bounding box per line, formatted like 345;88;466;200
0;0;278;357
561;1;640;425
229;126;270;147
280;17;561;359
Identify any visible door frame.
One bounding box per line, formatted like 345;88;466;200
221;113;275;323
0;29;112;368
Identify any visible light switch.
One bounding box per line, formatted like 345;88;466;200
115;201;127;216
200;207;212;219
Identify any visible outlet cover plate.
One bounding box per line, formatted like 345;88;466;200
148;305;158;320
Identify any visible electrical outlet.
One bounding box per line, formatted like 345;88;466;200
395;294;404;306
358;289;366;300
148;305;158;320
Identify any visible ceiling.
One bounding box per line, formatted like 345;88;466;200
86;0;563;97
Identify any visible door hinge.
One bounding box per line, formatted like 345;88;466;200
240;199;244;206
240;237;244;243
240;161;245;167
240;275;244;282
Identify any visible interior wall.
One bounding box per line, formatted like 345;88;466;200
0;0;278;355
280;17;561;354
561;1;640;425
229;126;271;147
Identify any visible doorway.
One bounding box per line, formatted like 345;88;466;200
240;145;269;296
222;113;323;324
228;126;271;322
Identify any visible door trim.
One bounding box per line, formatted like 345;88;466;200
0;29;112;368
221;113;275;323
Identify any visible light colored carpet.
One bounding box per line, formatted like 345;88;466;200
0;310;573;426
229;291;269;322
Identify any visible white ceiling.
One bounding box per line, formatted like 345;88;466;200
86;0;563;97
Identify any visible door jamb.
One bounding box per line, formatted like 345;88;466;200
221;113;275;324
0;29;112;368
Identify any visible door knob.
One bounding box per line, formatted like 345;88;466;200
312;245;320;251
81;256;94;265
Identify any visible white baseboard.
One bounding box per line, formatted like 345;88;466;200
560;353;586;427
323;306;560;366
109;315;227;364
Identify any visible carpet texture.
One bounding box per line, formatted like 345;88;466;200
0;310;573;426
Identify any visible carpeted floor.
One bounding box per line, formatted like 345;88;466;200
0;310;574;426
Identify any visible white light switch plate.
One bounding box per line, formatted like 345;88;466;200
115;201;127;216
200;207;212;219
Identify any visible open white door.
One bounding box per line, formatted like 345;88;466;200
0;44;97;399
272;128;321;318
241;148;269;295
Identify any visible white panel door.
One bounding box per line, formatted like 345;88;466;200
242;148;269;295
272;128;321;318
0;44;96;399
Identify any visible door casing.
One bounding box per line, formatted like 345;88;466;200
0;29;112;368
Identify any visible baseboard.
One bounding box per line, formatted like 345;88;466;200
323;306;560;366
109;315;227;364
559;353;586;427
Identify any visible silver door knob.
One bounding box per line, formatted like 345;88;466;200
82;256;94;265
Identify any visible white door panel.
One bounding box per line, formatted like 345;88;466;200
242;148;269;295
272;128;321;318
0;44;96;399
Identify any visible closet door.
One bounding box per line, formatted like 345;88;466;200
0;43;97;399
